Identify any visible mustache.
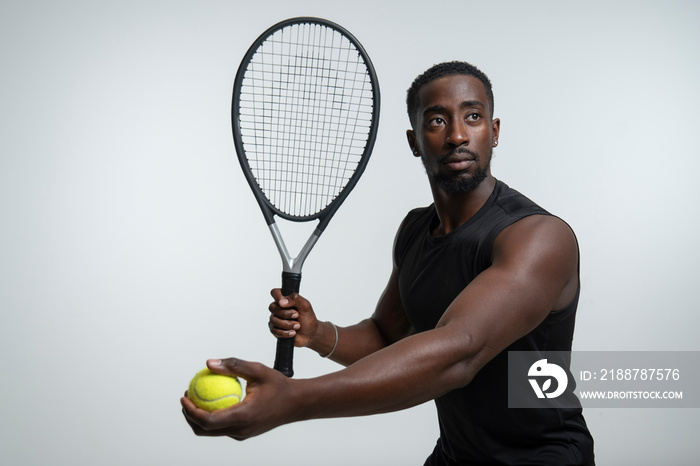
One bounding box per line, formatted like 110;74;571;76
438;147;480;164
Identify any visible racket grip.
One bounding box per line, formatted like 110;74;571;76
274;272;302;377
281;271;301;296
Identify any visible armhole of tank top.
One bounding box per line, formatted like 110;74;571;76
393;209;421;270
392;219;406;270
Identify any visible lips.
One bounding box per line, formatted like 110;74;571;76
440;150;477;171
444;159;473;172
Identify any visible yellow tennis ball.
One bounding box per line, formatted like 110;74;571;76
188;368;242;412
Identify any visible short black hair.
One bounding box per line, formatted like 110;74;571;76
406;61;495;127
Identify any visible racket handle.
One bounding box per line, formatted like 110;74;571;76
274;272;301;377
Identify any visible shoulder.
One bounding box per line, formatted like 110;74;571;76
486;215;580;310
489;183;580;308
489;181;576;259
494;214;577;263
401;205;435;226
492;214;579;309
492;180;550;218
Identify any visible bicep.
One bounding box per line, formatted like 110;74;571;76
438;216;579;363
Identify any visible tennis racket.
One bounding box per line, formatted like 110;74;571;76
231;17;380;377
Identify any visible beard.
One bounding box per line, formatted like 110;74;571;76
433;164;489;193
430;148;491;193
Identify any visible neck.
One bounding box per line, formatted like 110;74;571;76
430;175;496;236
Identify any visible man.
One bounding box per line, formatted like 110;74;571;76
182;61;595;465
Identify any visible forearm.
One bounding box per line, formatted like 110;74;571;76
307;318;388;366
293;325;486;421
180;337;468;442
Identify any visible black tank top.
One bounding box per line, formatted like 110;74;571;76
394;180;594;465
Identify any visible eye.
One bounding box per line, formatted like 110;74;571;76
466;113;481;122
428;117;446;127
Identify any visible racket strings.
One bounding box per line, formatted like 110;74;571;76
238;22;375;218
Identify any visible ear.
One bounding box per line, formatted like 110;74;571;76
491;118;501;147
406;129;420;157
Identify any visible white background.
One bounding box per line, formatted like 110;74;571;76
2;1;699;464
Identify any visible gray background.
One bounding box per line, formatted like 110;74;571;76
2;1;699;465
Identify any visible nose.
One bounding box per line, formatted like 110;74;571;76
446;120;468;146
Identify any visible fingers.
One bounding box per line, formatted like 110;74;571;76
268;288;317;347
270;288;292;309
269;314;300;337
270;287;288;304
181;397;249;439
182;400;256;440
268;301;298;319
268;288;301;337
181;395;222;437
270;288;307;309
268;296;299;337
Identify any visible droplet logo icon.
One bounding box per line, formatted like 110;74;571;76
528;359;568;399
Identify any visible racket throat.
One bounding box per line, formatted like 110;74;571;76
268;222;322;274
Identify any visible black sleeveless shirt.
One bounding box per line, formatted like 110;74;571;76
394;180;594;465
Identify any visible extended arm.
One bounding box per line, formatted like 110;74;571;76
182;215;578;439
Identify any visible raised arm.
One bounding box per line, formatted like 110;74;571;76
182;215;578;439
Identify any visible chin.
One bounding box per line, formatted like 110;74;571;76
435;168;489;194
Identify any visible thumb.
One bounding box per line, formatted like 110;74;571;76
207;357;261;380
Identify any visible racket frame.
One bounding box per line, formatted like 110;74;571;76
231;17;380;376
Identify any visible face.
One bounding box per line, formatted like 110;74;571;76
407;75;500;193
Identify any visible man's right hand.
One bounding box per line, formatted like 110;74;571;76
268;288;319;348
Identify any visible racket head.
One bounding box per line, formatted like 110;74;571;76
232;17;380;228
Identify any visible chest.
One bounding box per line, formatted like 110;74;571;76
397;231;491;332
